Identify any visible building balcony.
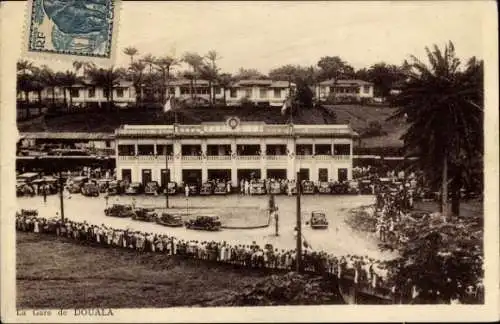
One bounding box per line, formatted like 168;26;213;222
207;155;231;161
182;155;202;161
266;155;288;161
333;155;351;160
237;155;261;161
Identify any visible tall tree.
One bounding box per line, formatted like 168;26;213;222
204;50;222;105
128;61;147;107
390;41;483;218
317;56;355;103
39;65;60;108
217;73;233;106
59;71;80;110
182;52;204;102
123;47;139;65
156;56;179;103
87;66;123;111
234;68;265;81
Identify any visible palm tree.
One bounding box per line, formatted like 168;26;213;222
182;52;204;104
129;61;147;107
87;66;123;111
156;56;179;103
60;71;80;111
17;60;34;103
29;66;46;115
205;50;221;105
390;41;483;219
39;66;60;109
123;47;139;65
217;73;233;106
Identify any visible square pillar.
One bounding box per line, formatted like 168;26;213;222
173;139;182;184
231;139;238;187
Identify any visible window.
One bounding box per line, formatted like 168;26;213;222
245;88;252;98
88;88;95;98
180;87;190;95
137;144;154;155
196;87;209;95
103;89;109;98
116;88;124;98
214;87;221;94
273;88;281;98
363;85;370;94
230;89;237;98
70;89;79;98
156;144;173;155
315;144;331;155
259;88;267;98
118;145;135;156
318;168;328;182
181;144;201;156
296;144;313;155
338;168;348;182
333;144;351;155
168;87;176;95
105;140;110;148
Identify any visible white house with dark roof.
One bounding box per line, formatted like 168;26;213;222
225;79;296;107
315;79;374;102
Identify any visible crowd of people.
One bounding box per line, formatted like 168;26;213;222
16;211;396;295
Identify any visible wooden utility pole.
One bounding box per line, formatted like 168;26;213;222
296;170;302;273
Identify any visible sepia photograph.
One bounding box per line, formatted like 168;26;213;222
1;0;498;322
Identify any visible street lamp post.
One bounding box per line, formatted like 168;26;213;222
165;135;170;209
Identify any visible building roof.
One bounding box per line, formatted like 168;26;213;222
115;122;356;139
232;79;296;88
169;79;212;86
319;79;373;87
20;132;115;140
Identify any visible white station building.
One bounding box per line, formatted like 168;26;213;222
114;118;357;187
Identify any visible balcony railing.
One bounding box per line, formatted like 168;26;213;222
207;155;231;161
333;155;351;160
182;155;202;161
266;155;288;161
237;155;261;160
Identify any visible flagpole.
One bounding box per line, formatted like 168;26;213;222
288;76;293;125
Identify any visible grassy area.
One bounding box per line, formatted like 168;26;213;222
17;232;343;308
413;199;483;218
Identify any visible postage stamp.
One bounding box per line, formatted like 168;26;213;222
24;0;119;63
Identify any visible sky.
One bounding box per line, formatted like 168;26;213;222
4;0;489;75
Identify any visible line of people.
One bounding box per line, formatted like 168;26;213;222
16;212;395;294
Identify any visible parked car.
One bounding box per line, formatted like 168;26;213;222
186;183;199;195
331;182;349;195
200;182;214;195
214;182;228;195
32;177;58;195
145;181;160;195
125;182;143;195
163;182;178;195
250;181;266;195
185;215;222;231
132;207;157;222
104;204;135;218
269;182;283;194
81;182;100;197
107;180;122;195
301;180;316;194
347;180;360;194
308;210;328;229
156;213;184;227
317;181;332;194
97;179;111;193
67;176;89;194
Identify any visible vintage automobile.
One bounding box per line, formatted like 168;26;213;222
200;182;214;195
347;180;360;194
81;182;100;197
145;181;160;195
287;181;298;195
16;182;33;197
67;176;89;194
268;181;283;195
214;182;228;195
358;179;373;194
125;182;143;195
317;181;332;194
107;180;123;195
331;182;349;194
187;183;199;195
250;181;267;195
308;210;329;229
156;212;184;227
104;204;135;218
132;207;158;222
162;182;178;195
301;180;316;194
97;179;111;193
185;215;222;231
32;177;58;195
